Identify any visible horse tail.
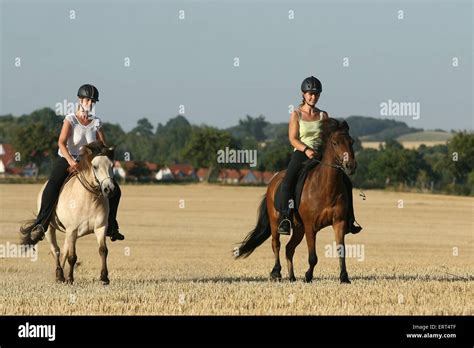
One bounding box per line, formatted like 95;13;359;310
19;219;39;246
234;195;271;259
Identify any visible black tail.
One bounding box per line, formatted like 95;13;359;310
19;219;39;246
234;195;271;259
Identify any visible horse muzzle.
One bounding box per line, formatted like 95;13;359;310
343;159;357;176
101;179;116;198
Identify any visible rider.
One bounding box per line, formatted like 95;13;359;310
28;84;125;243
277;76;362;235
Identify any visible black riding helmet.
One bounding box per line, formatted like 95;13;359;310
77;84;99;102
301;76;322;94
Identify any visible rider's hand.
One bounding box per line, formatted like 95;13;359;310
67;160;80;173
304;148;316;159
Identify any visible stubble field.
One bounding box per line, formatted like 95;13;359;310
0;184;472;315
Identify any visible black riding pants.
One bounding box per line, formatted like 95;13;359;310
280;150;308;216
35;156;121;232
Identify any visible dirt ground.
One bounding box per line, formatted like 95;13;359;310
0;183;472;315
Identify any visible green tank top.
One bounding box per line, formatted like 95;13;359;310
295;108;324;150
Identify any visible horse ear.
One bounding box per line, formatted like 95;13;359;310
341;120;349;132
84;145;93;155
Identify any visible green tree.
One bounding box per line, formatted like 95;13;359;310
182;126;233;182
12;122;59;179
154;115;193;164
131;118;154;137
228;115;269;141
447;131;474;184
123;118;155;161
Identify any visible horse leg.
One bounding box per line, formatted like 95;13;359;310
95;226;109;285
286;224;304;282
45;228;64;282
269;219;282;281
64;233;77;284
334;221;351;283
304;226;318;283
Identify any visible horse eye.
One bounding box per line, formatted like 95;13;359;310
332;141;337;146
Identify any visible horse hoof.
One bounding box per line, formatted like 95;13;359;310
101;278;110;285
289;276;297;282
304;272;313;283
270;272;282;281
340;277;351;284
66;279;74;285
56;269;65;282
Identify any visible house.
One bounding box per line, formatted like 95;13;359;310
254;171;276;184
156;167;174;181
169;164;197;180
123;160;136;172
218;168;241;184
0;144;17;177
144;161;158;173
196;168;209;182
123;160;159;182
239;169;258;184
22;162;39;177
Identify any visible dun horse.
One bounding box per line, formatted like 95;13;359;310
20;142;116;284
235;118;358;283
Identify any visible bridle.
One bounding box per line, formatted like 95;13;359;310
312;132;352;172
71;154;113;197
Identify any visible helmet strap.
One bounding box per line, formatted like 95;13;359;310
77;100;90;116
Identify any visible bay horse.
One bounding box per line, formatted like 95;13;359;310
234;118;358;283
20;142;116;285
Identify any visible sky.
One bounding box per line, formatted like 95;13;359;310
1;0;472;132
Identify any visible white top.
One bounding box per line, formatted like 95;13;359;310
58;114;103;160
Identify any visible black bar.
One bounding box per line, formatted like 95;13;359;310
0;315;472;346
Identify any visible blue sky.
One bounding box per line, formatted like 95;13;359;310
1;0;472;131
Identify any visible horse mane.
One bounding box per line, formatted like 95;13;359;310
299;118;349;177
78;141;115;173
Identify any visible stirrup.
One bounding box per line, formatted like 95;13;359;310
348;219;362;234
109;230;125;241
277;217;293;236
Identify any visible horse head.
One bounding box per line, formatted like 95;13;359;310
320;118;357;176
82;141;116;198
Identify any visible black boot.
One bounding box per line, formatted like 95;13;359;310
107;227;125;241
277;215;292;235
348;218;362;234
343;174;362;234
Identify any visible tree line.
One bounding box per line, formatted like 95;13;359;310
0;107;472;195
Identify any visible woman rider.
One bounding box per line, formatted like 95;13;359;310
277;76;362;235
28;84;125;243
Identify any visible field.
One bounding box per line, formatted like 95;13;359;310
361;130;453;150
361;141;448;150
0;184;472;315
